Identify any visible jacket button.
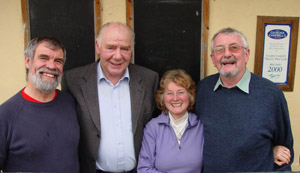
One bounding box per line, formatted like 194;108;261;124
96;134;100;138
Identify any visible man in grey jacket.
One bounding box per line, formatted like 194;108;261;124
62;22;159;173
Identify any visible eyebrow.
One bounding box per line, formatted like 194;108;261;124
166;89;185;92
121;45;131;49
216;43;239;47
38;54;49;58
38;54;64;60
105;44;131;48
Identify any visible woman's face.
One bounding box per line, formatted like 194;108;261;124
163;82;190;119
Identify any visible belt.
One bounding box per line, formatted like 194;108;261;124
97;169;133;173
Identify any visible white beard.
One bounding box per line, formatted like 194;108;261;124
30;68;61;93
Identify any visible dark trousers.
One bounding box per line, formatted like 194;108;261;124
97;170;133;173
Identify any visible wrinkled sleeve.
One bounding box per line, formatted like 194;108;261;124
137;121;164;173
273;89;294;171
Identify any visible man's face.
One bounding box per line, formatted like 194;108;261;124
25;42;64;93
95;24;132;84
210;33;250;80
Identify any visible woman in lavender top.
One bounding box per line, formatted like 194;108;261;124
137;69;204;173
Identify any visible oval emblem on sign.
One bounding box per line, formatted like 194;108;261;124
267;29;288;39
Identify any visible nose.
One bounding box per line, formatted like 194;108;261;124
172;94;178;101
114;48;122;60
46;60;56;70
223;47;232;58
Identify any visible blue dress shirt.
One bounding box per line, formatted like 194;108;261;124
96;62;136;172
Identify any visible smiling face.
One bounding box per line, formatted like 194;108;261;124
211;33;250;82
95;23;132;84
25;41;64;93
163;82;190;119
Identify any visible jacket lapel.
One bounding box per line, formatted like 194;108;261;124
80;63;101;132
129;65;145;134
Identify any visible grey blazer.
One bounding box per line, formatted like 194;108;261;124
61;62;159;173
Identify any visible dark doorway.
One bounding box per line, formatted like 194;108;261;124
28;0;95;71
134;0;202;82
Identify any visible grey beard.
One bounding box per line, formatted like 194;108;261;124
220;67;239;78
30;68;61;93
220;57;239;77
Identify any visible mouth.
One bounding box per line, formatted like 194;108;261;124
37;68;60;79
222;61;235;66
41;72;58;78
111;62;121;65
221;58;237;66
110;60;123;65
171;103;182;107
109;62;123;69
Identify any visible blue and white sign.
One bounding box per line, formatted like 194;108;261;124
267;29;288;39
262;24;291;84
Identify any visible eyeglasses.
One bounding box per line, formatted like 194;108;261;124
213;44;247;55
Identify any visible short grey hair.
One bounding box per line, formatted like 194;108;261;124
96;22;135;51
211;27;249;53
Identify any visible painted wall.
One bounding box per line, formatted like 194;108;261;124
0;0;299;170
101;0;126;24
0;0;26;102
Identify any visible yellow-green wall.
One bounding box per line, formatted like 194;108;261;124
0;0;299;170
0;0;26;102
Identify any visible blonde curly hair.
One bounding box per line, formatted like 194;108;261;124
156;69;196;114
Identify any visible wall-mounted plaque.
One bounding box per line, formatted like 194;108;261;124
254;16;299;91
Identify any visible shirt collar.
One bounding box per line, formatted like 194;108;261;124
97;61;130;85
213;68;251;94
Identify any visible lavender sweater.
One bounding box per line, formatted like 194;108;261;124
138;112;204;173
